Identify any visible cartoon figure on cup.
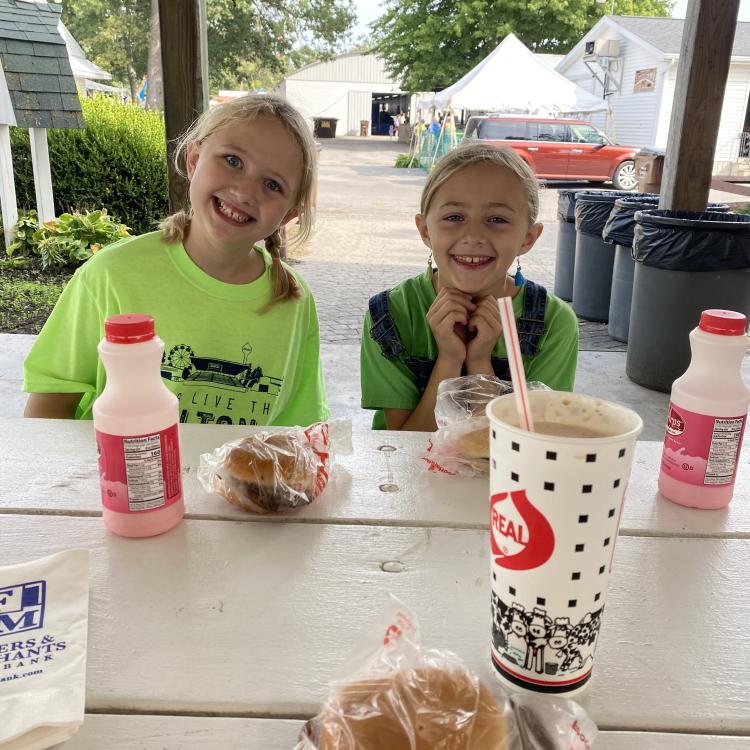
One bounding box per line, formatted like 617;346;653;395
524;606;552;674
505;603;528;666
549;617;583;674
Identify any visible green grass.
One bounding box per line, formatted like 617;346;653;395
0;266;68;333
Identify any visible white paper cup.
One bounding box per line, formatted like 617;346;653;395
486;390;643;694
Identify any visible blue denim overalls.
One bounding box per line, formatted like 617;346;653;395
368;280;549;395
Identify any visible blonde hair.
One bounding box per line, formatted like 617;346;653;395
161;93;317;304
420;142;540;224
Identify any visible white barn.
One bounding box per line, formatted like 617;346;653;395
276;53;414;136
557;15;750;172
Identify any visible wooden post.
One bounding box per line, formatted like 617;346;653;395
29;128;55;225
0;125;17;248
158;0;208;213
659;0;740;211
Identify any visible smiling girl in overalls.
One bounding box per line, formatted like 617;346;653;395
360;143;578;431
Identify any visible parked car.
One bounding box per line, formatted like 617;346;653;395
463;115;638;191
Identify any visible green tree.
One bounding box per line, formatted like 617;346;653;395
372;0;674;92
205;0;356;90
62;0;149;102
63;0;356;95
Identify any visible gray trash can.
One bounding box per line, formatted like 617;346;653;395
627;210;750;392
571;191;626;322
604;197;729;342
554;190;584;301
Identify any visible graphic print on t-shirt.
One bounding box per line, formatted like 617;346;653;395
160;341;284;425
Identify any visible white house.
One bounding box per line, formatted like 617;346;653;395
276;53;414;136
557;15;750;171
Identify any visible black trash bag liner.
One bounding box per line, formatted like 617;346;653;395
574;191;651;235
603;198;729;246
633;210;750;271
557;189;585;222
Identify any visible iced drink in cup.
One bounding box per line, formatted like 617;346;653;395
486;390;643;695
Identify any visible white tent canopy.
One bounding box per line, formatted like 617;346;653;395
431;33;607;115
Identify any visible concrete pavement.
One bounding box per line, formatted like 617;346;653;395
2;136;748;439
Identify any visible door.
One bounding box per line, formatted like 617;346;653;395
526;122;571;178
566;124;611;179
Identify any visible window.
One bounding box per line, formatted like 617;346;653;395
528;122;569;142
477;120;528;140
570;124;605;144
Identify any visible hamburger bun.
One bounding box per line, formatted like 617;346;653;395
310;666;510;749
457;422;490;460
217;431;317;513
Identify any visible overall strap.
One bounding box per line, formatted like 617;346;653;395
368;290;405;361
516;280;548;358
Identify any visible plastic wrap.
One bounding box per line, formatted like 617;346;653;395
296;597;598;750
198;420;351;513
633;209;750;271
422;375;547;477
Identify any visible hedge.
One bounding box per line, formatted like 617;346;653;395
10;96;169;235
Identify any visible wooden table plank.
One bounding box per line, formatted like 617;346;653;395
1;419;748;537
58;715;750;749
2;516;748;734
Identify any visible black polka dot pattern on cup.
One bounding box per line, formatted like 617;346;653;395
511;441;519;452
568;599;577;607
599;566;606;575
594;592;601;602
608;508;616;517
613;478;621;488
536;597;546;605
546;450;557;460
578;514;588;523
544;481;555;491
492;459;496;469
572;572;581;580
575;544;585;552
509;586;516;595
492;429;496;440
582;484;593;493
603;537;611;547
618;448;626;458
586;453;597;463
511;472;519;481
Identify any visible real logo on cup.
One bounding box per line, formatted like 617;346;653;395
490;490;555;571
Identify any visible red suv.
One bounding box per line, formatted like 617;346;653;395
463;116;638;191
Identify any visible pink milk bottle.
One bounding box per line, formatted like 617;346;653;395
658;309;750;509
93;314;184;536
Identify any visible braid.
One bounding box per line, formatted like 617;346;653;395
160;210;191;243
265;229;301;304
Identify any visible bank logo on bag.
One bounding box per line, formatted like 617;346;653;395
490;490;555;570
0;580;46;636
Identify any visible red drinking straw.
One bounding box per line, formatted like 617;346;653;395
498;296;535;432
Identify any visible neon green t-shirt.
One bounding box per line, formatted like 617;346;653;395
360;271;579;429
24;231;328;427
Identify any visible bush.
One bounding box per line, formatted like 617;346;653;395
394;153;419;168
10;96;168;234
4;209;130;270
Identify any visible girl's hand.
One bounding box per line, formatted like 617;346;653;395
466;295;503;369
427;287;476;365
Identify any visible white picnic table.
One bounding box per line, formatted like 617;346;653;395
1;417;749;749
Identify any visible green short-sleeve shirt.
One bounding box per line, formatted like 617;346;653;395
360;271;578;429
24;231;329;427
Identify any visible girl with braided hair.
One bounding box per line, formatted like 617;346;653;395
24;94;327;427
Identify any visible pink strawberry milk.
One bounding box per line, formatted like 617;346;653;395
659;309;750;509
93;314;184;537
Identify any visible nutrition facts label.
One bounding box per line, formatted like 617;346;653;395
123;434;165;510
705;417;745;485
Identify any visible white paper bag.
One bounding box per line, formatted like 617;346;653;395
0;549;89;750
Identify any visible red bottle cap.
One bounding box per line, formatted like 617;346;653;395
698;309;747;336
104;314;155;344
